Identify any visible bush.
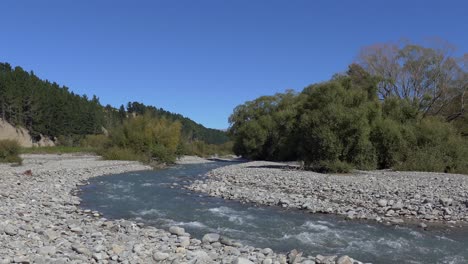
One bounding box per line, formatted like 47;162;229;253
308;160;353;173
370;119;407;169
0;140;22;164
101;114;182;164
396;118;468;174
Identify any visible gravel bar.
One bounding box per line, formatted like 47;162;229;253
0;155;364;264
188;161;468;227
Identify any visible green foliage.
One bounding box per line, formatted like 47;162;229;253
80;134;111;149
396;118;468;173
181;140;234;157
308;160;353;174
229;64;468;174
370;119;407;169
0;62;232;166
0;63;105;139
126;102;229;144
21;146;96;154
0;62;229;153
297;77;378;170
0;140;22;164
102;114;182;164
229;90;299;160
98;147;145;162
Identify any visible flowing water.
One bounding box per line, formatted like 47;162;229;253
80;162;468;264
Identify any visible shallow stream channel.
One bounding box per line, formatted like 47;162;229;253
80;162;468;264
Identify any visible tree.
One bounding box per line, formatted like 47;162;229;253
357;40;467;121
228;90;299;160
118;104;126;123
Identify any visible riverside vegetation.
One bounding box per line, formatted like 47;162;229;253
229;42;467;173
0;139;21;164
0;62;232;164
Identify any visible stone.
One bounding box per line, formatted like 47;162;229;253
187;250;212;263
440;197;453;207
3;225;17;236
69;225;83;234
287;249;302;263
220;236;235;246
153;252;169;261
202;233;220;243
38;246;56;256
94;244;105;253
169;226;185;236
261;248;274;255
179;236;191;247
13;256;30;263
111;244;125;255
336;255;353;264
392;201;404;210
232;257;254;264
71;244;91;256
315;255;337;264
390;218;404;225
377;199;388;207
92;252;104;261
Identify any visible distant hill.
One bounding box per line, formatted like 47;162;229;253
126;102;229;144
0;62;229;145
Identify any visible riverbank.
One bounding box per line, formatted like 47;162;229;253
188;161;468;227
0;154;363;264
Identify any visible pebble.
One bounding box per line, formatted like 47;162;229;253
0;154;366;264
188;161;468;225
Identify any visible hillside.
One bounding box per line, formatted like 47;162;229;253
0;62;228;145
0;118;54;147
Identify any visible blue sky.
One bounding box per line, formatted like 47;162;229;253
2;0;467;129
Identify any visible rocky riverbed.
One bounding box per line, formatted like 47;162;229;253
188;161;468;227
0;155;363;264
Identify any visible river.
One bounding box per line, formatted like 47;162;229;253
79;162;468;263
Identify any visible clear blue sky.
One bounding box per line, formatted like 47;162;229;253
2;0;467;129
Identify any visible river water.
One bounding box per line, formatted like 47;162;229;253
79;162;468;264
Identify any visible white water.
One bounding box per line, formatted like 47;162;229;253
80;162;468;264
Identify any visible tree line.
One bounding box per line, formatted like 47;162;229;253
0;62;230;163
229;41;467;173
0;63;104;140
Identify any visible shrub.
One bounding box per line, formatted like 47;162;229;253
0;140;22;164
102;114;182;164
308;160;353;173
396;118;468;174
370;119;407;169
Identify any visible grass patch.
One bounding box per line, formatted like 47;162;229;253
98;147;147;162
21;146;97;154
